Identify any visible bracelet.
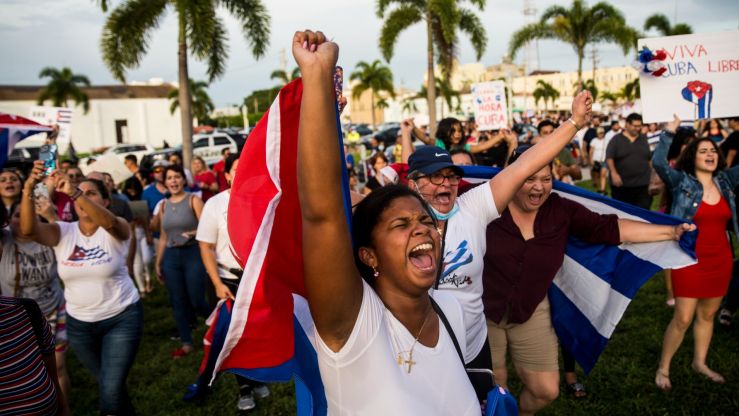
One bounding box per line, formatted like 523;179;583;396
567;118;581;131
69;188;83;201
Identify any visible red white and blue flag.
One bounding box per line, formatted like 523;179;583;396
189;78;350;415
462;166;697;372
0;113;53;168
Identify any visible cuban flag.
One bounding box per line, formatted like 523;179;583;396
681;80;713;120
462;165;697;373
0;113;53;168
189;77;351;415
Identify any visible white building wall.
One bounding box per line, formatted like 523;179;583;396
0;98;181;152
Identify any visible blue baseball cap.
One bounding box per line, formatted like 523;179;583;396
408;146;463;177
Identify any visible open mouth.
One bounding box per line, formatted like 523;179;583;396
435;191;452;206
408;242;435;271
528;193;543;205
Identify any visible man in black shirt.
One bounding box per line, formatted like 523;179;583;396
606;113;652;209
720;118;739;168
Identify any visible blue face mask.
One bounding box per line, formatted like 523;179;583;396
430;202;459;221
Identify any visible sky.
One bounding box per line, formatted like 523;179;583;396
1;0;737;107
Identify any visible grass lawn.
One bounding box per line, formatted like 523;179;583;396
68;181;739;415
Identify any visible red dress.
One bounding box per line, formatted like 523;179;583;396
672;196;733;298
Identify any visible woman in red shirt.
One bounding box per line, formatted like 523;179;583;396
191;156;219;202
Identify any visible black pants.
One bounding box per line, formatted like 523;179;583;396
611;185;652;210
724;260;739;313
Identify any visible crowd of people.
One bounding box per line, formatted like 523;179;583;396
1;30;738;415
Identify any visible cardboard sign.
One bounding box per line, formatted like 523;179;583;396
471;81;509;130
638;31;739;122
80;154;132;185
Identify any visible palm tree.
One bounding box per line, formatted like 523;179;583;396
599;90;618;105
270;67;301;85
509;0;636;87
532;80;560;112
101;0;270;168
617;79;640;103
349;60;395;128
37;67;91;113
377;0;487;137
169;79;214;124
416;77;461;118
644;13;693;36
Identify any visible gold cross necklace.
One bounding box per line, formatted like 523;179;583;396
386;299;432;374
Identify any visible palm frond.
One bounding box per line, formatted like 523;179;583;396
378;4;422;61
643;13;671;34
101;0;168;82
458;7;487;61
508;23;553;60
220;0;271;59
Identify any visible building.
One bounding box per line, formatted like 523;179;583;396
0;80;181;153
510;65;639;112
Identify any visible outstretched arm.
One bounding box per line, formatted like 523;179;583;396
489;91;592;213
20;161;60;247
294;30;362;351
618;219;695;243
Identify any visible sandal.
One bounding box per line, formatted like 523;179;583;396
718;308;732;326
665;298;675;308
566;382;587;399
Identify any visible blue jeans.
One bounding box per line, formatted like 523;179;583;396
67;301;143;415
162;244;211;345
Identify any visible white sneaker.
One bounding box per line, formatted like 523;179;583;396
253;385;270;400
237;393;256;411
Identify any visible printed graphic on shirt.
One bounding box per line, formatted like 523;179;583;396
438;240;473;287
15;250;55;285
63;245;111;266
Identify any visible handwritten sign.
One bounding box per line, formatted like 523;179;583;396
638;31;739;122
471;81;508;130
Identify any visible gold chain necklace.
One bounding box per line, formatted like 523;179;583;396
386;299;433;374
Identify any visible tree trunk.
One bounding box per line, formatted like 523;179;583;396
178;14;194;168
426;11;437;139
576;48;584;92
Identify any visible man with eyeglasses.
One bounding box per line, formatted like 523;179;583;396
606;113;653;209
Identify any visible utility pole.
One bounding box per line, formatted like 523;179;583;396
523;0;537;114
590;47;599;84
279;48;287;75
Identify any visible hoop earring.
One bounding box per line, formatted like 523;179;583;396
372;267;379;278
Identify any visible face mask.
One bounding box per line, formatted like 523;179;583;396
430;202;459;221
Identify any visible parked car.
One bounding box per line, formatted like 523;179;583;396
79;143;156;166
192;133;238;166
139;146;182;172
360;126;401;148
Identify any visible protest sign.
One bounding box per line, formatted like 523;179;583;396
638;30;739;122
80;154;132;185
471;81;508;130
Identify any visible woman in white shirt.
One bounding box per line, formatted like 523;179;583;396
295;31;480;415
20;160;142;416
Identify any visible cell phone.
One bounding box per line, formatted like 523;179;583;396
39;144;58;176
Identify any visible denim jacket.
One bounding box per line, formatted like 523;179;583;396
652;131;739;238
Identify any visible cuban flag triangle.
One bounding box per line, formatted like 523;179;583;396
461;165;697;373
0;113;53;168
189;77;351;415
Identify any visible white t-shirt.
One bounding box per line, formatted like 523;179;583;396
196;190;240;280
589;137;609;163
437;182;500;363
605;129;621;143
54;221;140;322
313;281;479;415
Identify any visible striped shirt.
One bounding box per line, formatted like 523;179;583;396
0;296;58;415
